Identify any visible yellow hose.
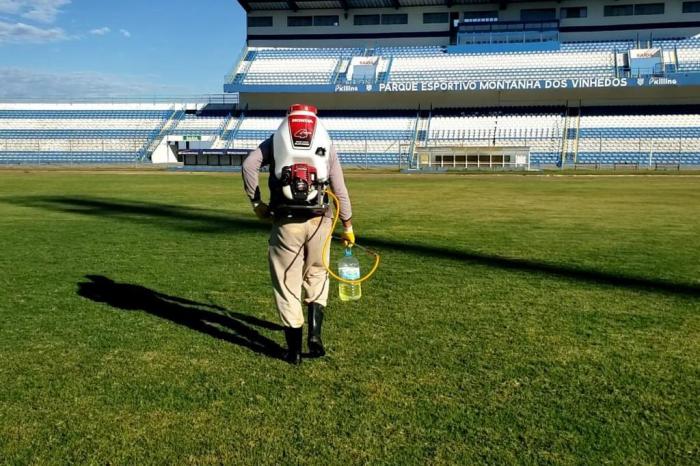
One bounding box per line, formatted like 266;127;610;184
322;189;381;285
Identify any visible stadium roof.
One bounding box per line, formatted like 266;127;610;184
238;0;533;13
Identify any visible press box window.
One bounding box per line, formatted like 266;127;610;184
635;3;664;15
354;14;380;26
381;14;408;25
464;10;498;22
684;1;700;13
314;15;339;26
423;12;449;24
248;16;273;27
561;7;588;19
604;5;634;16
287;16;313;27
520;8;556;21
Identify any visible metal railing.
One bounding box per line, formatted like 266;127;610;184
0;94;238;104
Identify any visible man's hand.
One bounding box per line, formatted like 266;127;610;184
340;225;355;248
253;202;271;221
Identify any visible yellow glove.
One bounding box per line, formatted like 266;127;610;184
340;226;355;247
253;202;271;221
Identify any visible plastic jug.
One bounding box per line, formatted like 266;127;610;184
338;248;361;301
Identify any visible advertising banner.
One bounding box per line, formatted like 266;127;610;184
224;73;700;94
629;48;661;59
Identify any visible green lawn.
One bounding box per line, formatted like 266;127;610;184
0;170;698;465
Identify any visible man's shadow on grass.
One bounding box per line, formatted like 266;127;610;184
77;275;285;360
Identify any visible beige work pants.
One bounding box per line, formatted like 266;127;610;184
269;215;332;328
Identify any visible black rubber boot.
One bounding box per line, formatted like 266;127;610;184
307;303;326;357
284;327;303;365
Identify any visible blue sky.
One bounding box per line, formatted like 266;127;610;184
0;0;247;98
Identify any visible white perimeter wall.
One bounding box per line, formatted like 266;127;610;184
151;139;180;163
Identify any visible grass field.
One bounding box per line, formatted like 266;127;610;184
0;169;698;465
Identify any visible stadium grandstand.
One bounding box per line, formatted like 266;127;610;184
2;0;700;169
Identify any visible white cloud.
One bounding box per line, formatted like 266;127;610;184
0;19;66;43
0;0;71;24
89;26;109;36
119;28;130;38
0;1;27;17
0;1;71;44
0;67;191;99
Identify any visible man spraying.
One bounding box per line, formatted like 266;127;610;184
242;104;354;365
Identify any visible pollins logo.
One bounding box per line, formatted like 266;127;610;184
649;77;678;86
637;78;645;86
289;115;316;148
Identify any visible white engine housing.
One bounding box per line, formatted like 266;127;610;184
272;108;331;191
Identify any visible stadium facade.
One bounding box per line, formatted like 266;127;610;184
1;0;700;168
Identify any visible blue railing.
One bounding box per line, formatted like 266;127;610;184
0;130;159;139
0;110;172;119
0;151;141;164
